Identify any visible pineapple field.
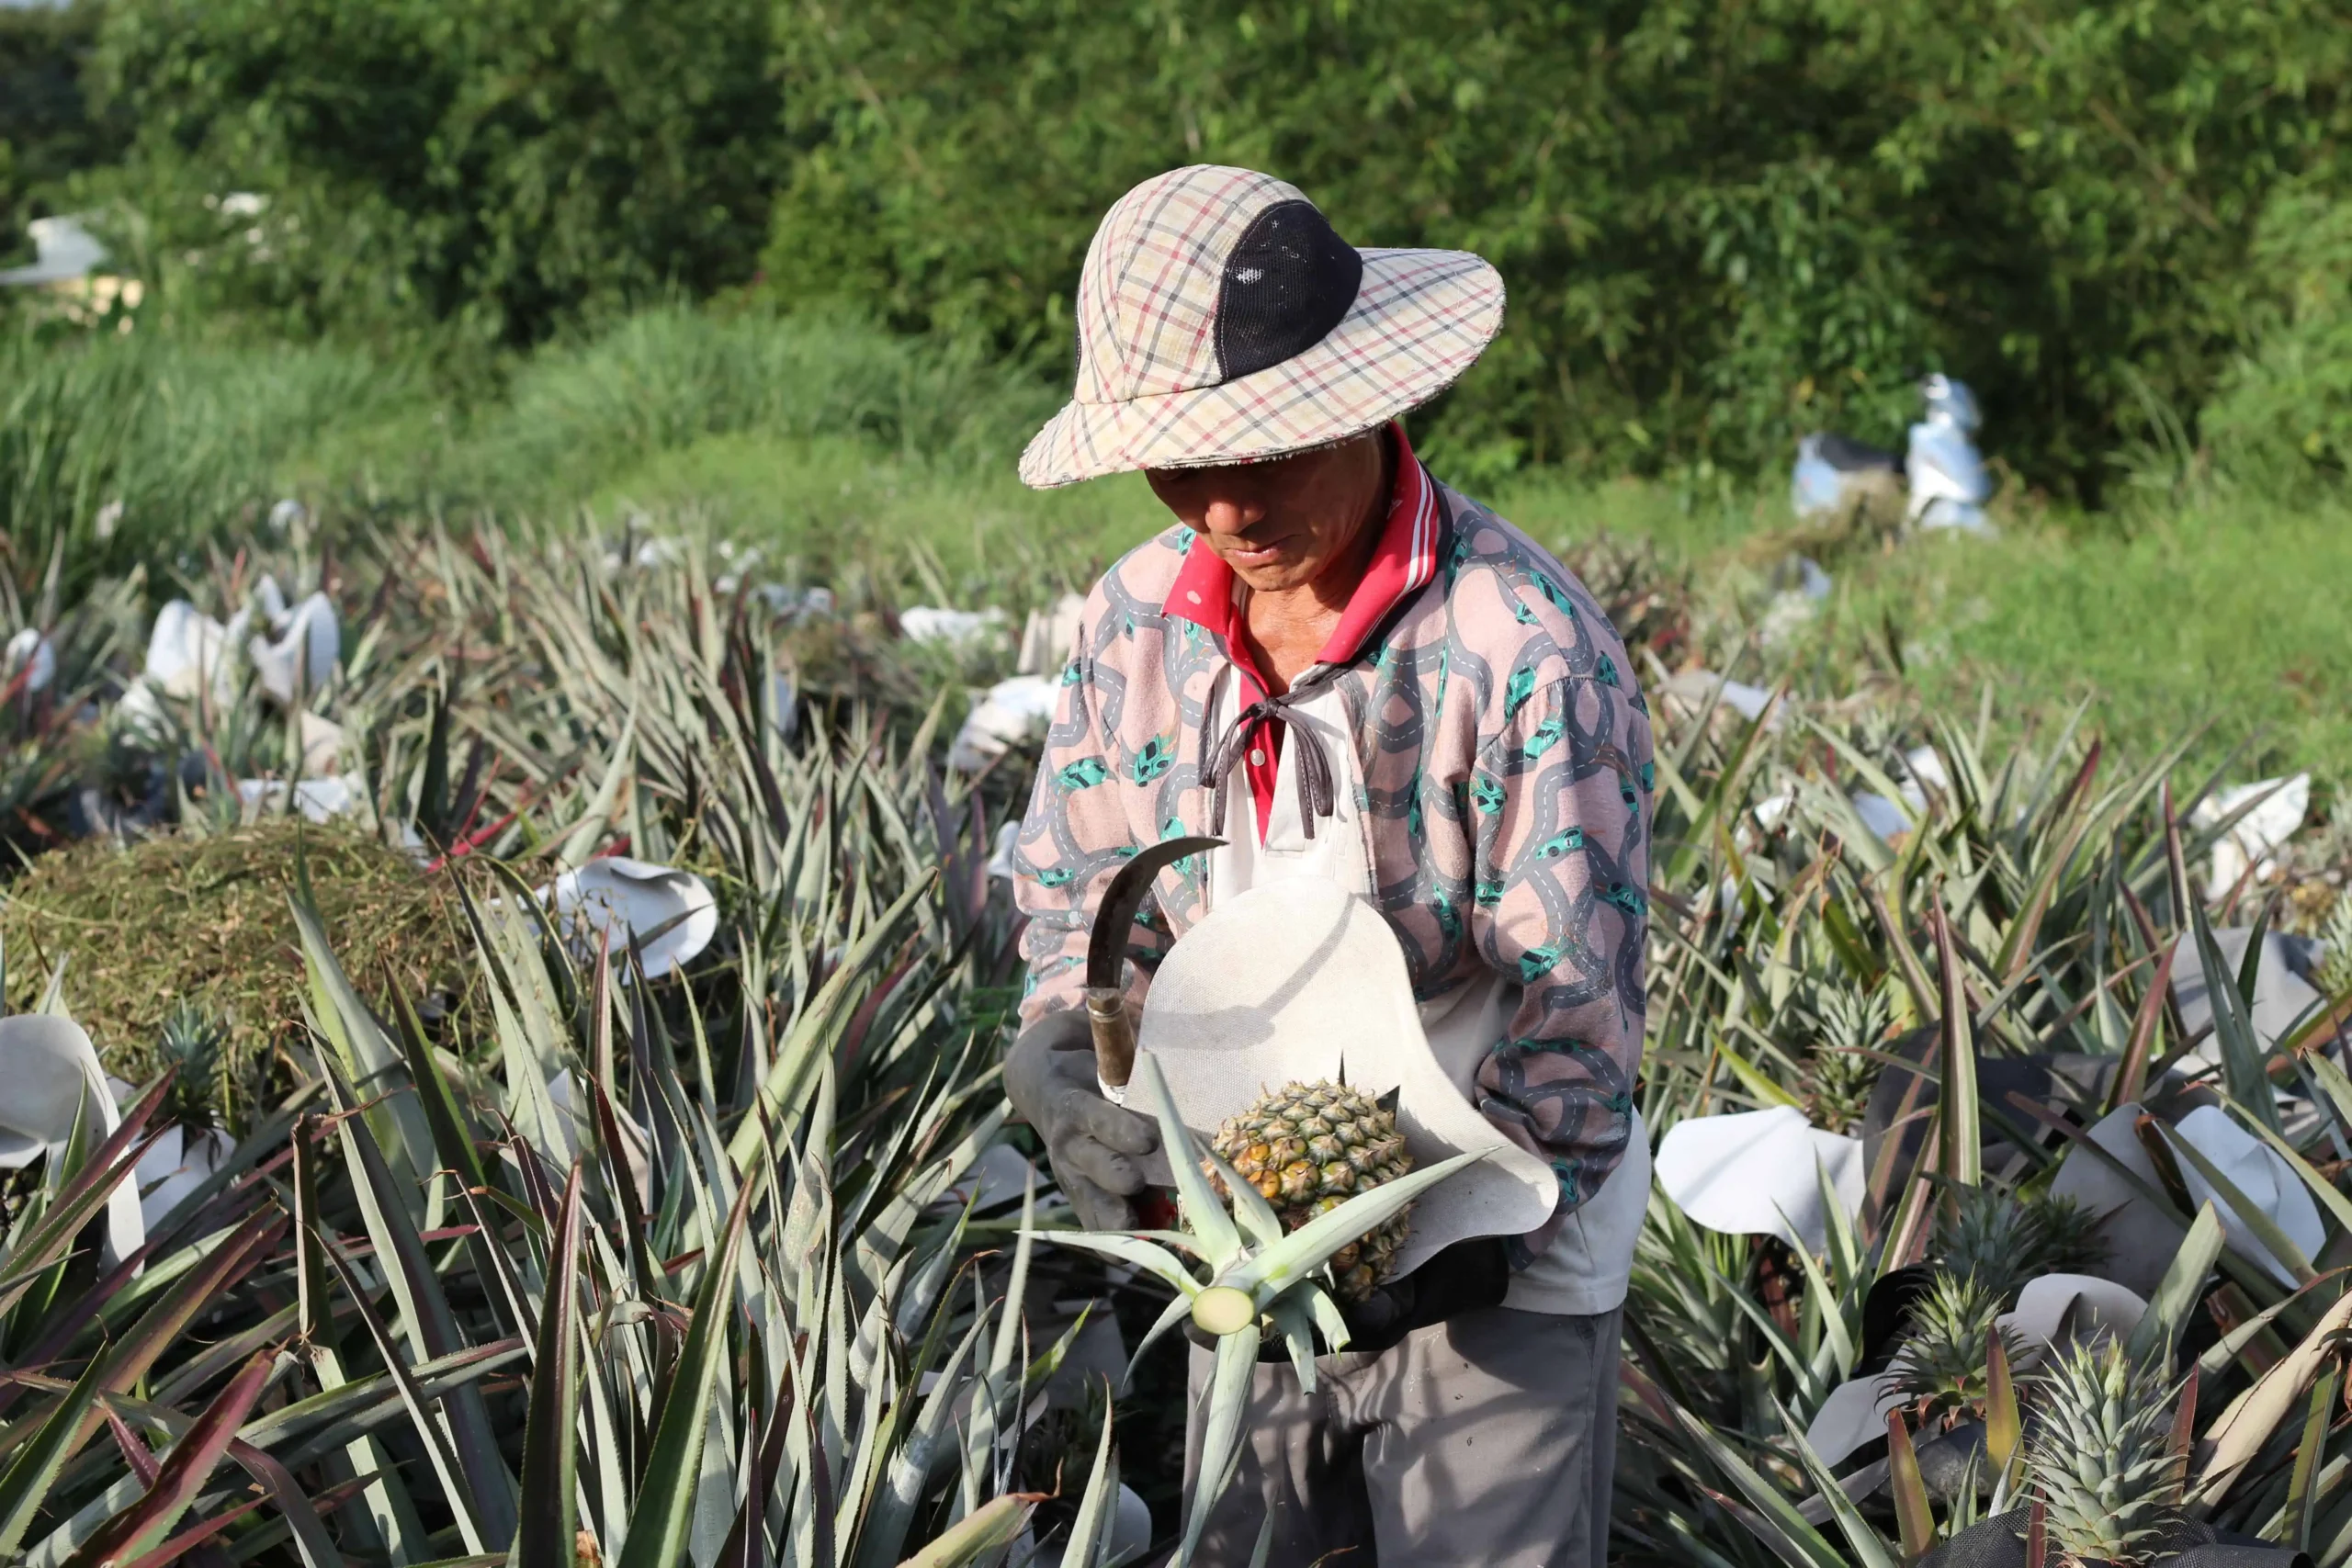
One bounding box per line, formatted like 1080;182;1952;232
6;0;2350;1553
0;424;2346;1567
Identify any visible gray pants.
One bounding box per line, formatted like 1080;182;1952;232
1181;1305;1623;1567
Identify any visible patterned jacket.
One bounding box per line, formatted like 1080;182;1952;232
1010;462;1654;1232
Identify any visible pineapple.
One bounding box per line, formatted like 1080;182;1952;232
1890;1269;2027;1421
2317;888;2352;1000
1934;1186;2106;1303
157;1000;230;1131
2029;1341;2184;1567
1801;977;1889;1134
1046;1055;1481;1553
1204;1080;1413;1303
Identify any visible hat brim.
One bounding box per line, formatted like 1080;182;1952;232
1018;247;1504;490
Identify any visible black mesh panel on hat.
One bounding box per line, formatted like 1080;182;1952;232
1213;198;1364;383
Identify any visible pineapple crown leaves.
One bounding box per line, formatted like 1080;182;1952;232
1815;976;1894;1056
2026;1339;2186;1567
1931;1187;2107;1303
1800;977;1892;1134
2319;888;2352;998
157;1000;231;1130
1889;1269;2030;1418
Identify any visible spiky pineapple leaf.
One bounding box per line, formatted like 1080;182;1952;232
1134;1053;1241;1268
1223;1150;1482;1305
613;1166;756;1568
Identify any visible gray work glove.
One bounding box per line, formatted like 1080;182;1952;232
1003;1008;1161;1231
1338;1235;1510;1356
1182;1236;1512;1361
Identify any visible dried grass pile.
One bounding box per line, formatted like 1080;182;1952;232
0;818;474;1105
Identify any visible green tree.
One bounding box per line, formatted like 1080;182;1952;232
85;0;785;349
766;0;2349;496
0;1;125;273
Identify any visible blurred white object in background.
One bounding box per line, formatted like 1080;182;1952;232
1660;669;1777;725
2165;1104;2325;1288
1016;592;1087;674
1849;791;1910;843
987;820;1023;882
236;774;362;823
4;627;55;694
0;1016;144;1268
2190;773;2309;899
1791;432;1902;522
0;214;107;287
899;604;1008;652
950;675;1059;773
1906;373;1995;532
245;579;340;704
145;600;239;704
107;1079;234;1233
1897;745;1951;812
1654;1105;1865;1254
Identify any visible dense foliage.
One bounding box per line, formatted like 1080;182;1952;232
79;0;782;348
768;0;2352;495
2199;190;2352;482
4;0;2345;495
0;2;122;272
3;499;2347;1566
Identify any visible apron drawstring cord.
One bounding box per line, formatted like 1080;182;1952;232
1203;662;1344;840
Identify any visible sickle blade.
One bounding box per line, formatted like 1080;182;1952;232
1085;836;1223;989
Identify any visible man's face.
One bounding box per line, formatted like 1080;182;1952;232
1144;434;1386;594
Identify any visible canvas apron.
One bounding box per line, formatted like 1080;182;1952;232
1193;666;1646;1315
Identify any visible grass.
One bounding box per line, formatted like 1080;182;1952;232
1500;473;2352;784
0;328;421;594
571;428;1159;599
9;303;2347;797
1812;500;2352;783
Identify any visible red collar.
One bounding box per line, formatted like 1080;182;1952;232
1161;421;1442;668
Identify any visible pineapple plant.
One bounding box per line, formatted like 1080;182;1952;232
1204;1079;1414;1303
1802;976;1891;1134
2318;887;2352;999
1891;1269;2028;1421
156;999;230;1131
1934;1185;2107;1303
1044;1055;1479;1560
2029;1340;2185;1567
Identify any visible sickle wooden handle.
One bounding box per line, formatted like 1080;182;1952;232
1085;987;1136;1097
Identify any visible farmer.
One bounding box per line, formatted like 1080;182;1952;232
1001;165;1654;1568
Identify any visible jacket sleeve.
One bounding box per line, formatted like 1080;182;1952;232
1467;670;1653;1239
1011;614;1163;1028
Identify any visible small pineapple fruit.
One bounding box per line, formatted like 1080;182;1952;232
1801;978;1890;1134
157;1001;230;1131
1205;1080;1412;1303
1934;1186;2106;1303
1891;1270;2028;1421
2029;1340;2183;1567
2317;889;2352;999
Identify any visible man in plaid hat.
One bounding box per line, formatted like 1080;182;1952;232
1001;165;1653;1567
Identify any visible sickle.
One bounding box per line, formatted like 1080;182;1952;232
1083;835;1223;1094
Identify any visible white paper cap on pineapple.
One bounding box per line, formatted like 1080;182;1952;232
1132;878;1555;1277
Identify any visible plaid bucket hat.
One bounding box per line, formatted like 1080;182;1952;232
1018;164;1505;489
